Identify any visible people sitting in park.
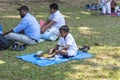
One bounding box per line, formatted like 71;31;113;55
40;3;65;41
85;3;99;11
114;6;120;16
111;0;117;12
48;25;78;58
3;5;40;51
98;0;111;15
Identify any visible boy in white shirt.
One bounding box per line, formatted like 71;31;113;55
40;3;65;41
48;25;78;58
41;3;65;33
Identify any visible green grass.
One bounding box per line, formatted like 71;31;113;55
0;2;120;80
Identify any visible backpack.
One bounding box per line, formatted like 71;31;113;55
0;34;11;50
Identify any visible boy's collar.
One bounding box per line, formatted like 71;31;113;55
63;33;69;39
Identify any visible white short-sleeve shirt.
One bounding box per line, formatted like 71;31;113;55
58;33;78;56
48;10;65;28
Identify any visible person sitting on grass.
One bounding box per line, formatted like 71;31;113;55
40;3;65;41
3;5;40;51
48;25;78;58
111;0;117;12
85;3;99;11
98;0;111;15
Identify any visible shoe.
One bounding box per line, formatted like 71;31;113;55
94;43;103;46
9;43;18;51
16;44;26;51
79;44;90;52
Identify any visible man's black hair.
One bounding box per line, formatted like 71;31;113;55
59;25;69;33
17;5;29;12
49;3;59;10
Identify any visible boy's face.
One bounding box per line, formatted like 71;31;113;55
60;30;67;38
49;8;56;14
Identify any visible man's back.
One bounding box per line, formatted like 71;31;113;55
23;13;40;41
14;13;40;41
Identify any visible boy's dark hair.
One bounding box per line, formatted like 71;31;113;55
59;25;69;33
49;3;58;10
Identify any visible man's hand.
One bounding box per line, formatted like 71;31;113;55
41;27;45;34
41;26;48;34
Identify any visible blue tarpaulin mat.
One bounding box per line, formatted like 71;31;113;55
16;51;93;67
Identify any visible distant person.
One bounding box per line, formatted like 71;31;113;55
40;3;65;41
98;0;111;15
48;25;78;58
114;6;120;16
111;0;117;12
3;5;40;50
85;3;99;11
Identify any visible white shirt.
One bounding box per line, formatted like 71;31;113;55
48;10;65;28
58;33;78;56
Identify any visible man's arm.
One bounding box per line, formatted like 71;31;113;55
41;20;56;33
41;19;50;27
44;20;56;29
3;29;14;36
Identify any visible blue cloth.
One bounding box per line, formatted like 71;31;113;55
16;51;93;67
0;23;2;34
13;13;40;41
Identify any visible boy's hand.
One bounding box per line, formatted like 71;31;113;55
55;50;59;53
48;48;54;55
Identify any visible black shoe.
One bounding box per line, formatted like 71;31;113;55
9;43;18;51
16;44;26;51
79;45;90;52
94;43;103;46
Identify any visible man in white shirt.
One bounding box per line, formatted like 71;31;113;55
40;3;65;41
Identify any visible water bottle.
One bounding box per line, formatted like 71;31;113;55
0;24;2;34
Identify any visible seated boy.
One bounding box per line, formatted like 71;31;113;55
48;25;78;58
40;3;65;41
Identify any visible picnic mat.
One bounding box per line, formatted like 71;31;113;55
16;51;93;67
110;12;117;16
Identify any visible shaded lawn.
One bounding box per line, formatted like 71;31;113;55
0;2;120;80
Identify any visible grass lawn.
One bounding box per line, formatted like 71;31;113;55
0;1;120;80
